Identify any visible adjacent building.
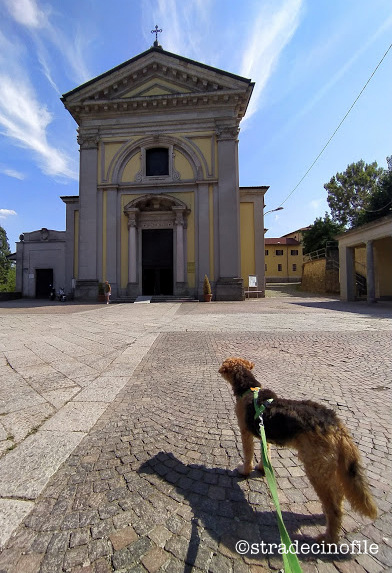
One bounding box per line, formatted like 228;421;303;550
264;237;303;283
336;214;392;302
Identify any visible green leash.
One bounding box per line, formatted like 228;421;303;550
253;389;303;573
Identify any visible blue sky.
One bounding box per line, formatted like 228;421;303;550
0;0;391;251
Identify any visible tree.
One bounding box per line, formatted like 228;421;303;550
354;170;392;227
325;160;384;227
0;266;15;293
302;214;345;255
0;226;11;285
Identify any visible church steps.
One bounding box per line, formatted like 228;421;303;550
113;295;197;304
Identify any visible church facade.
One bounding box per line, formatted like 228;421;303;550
15;44;267;301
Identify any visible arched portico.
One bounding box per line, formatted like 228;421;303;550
124;194;190;297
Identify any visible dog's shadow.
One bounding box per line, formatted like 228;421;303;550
138;452;351;570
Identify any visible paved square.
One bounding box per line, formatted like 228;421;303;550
0;296;390;572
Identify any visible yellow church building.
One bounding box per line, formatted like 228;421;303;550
15;40;267;301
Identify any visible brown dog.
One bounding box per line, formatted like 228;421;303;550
219;357;377;543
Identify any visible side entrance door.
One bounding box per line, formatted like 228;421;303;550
35;269;53;298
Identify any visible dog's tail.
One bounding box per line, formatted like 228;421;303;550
337;426;377;519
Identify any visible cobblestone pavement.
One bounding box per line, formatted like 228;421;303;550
0;296;391;573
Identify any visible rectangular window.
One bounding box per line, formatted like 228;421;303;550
265;249;269;256
276;250;283;256
146;148;169;176
278;264;282;271
265;264;267;271
291;249;299;256
292;264;297;271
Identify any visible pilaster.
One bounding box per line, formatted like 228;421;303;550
215;125;243;300
196;183;210;298
105;187;118;294
61;197;79;297
75;131;99;299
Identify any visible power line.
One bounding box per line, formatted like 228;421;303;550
278;42;392;208
364;199;392;213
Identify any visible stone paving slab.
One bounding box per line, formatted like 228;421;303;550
73;377;131;403
0;500;34;550
0;296;390;572
43;402;109;433
0;430;85;499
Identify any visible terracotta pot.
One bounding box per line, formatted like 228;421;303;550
204;293;212;302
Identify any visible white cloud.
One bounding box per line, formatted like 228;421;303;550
1;0;83;179
297;16;392;125
0;209;17;219
0;166;25;180
45;25;92;86
0;74;78;179
240;0;304;122
5;0;91;86
37;50;61;95
4;0;47;29
309;198;324;210
142;0;212;63
142;0;302;123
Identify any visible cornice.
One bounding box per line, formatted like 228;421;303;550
62;50;253;124
62;46;253;101
98;179;218;192
240;187;269;196
60;195;80;204
335;214;392;240
65;89;250;124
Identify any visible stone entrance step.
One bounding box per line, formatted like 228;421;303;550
114;295;198;304
150;295;198;303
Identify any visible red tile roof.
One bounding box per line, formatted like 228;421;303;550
264;238;300;245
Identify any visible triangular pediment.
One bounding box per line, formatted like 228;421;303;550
62;46;254;120
119;78;193;99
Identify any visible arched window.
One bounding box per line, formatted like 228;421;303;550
146;148;169;176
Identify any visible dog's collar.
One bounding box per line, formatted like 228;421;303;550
241;387;273;420
240;386;260;399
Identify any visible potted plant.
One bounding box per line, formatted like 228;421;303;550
98;282;106;303
203;275;212;302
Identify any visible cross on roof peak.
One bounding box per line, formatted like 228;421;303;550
151;25;162;48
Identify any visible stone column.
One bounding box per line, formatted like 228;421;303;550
366;240;376;303
339;245;355;301
174;209;185;283
215;125;243;300
127;208;139;285
172;206;188;296
75;131;99;300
